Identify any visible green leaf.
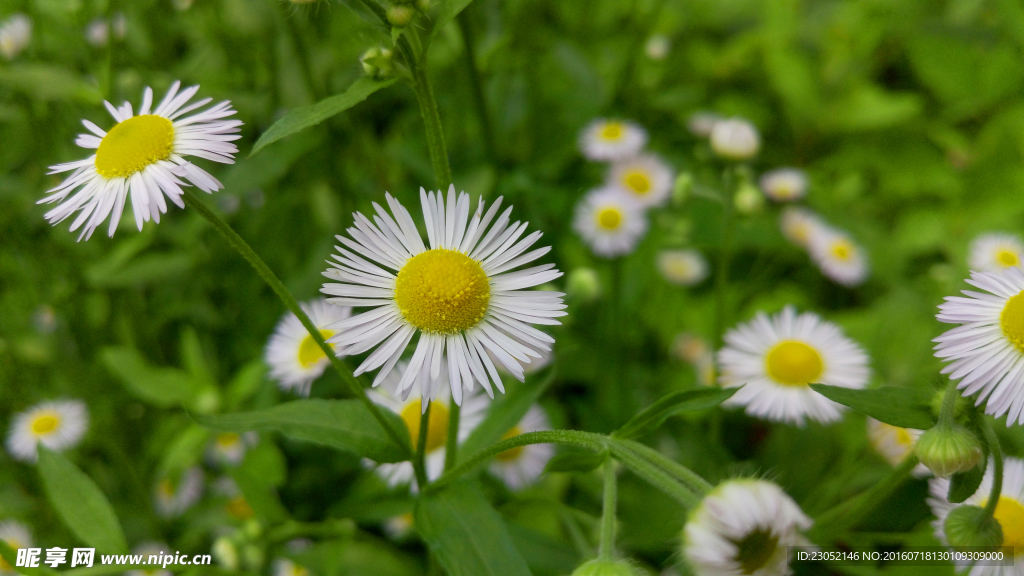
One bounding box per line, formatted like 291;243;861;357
181;327;216;389
192;399;411;463
948;459;986;504
415;481;533;576
157;424;210;477
427;0;474;43
0;64;101;103
459;368;556;462
613;387;738;440
224;360;267;410
250;77;398;157
543;449;606;474
810;385;937;430
228;466;289;523
0;540;58;576
37;448;128;554
100;347;194;408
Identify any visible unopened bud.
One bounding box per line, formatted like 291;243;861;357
571;559;639;576
212;537;239;571
733;183;764;215
915;424;983;478
416;0;432;11
360;47;394;80
710;118;760;161
566;268;601;302
387;5;415;26
672;173;693;206
944;505;1003;548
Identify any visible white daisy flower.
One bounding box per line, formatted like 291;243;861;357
696;353;717;387
6;399;88;463
970;233;1024;273
759;168;808;203
127;542;173;576
687;111;722;138
0;520;31;575
85;18;109;47
808;227;869;287
206;431;257;466
645;35;670;60
154;467;204;518
929;456;1024;572
673;333;710;364
683;478;812;576
717;306;870;425
607;153;674;208
779;207;825;249
573;188;648;258
489;405;554;490
40;81;241;240
367;361;488;491
709;118;760;161
932;268;1024;424
383;512;415;540
490;345;553;376
0;14;30;60
579;119;648;161
866;417;930;478
265;298;352;396
320;187;565;405
657;249;709;286
273;558;311;576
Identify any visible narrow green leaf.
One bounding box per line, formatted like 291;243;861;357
37;448;128;554
427;0;474;43
415;481;533;576
613;387;738;440
228;467;289;523
810;384;937;430
100;347;194;407
460;368;556;461
224;361;267;410
250;77;398;157
948;460;986;504
192;399;411;463
544;449;606;474
181;327;216;389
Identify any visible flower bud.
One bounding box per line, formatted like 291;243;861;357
416;0;432;11
672;173;693;206
570;559;639;576
915;424;983;478
566;268;601;302
387;5;415;26
733;183;764;215
944;505;1003;548
687;111;721;138
212;537;239;571
710;118;760;160
360;47;394;80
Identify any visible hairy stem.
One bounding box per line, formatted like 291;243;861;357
414;401;431;488
979;418;1004;525
411;57;453;189
444;401;461;472
598;457;618;560
456;11;498;164
713;168;736;349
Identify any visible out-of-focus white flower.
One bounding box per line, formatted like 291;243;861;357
154;467;204;518
687;112;721;138
645;34;670;60
206;431;258;466
573;188;648;258
969;233;1024;273
779;207;825;249
808;228;869;287
488;405;554;490
759;168;808;202
0;521;32;575
6;400;88;463
710;118;760;161
866;417;930;478
0;14;31;60
657;249;709;286
579;119;648;161
265;298;352;396
607;153;674;208
85;19;109;47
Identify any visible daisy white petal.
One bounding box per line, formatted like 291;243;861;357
6;400;88;463
607;153;674;208
265;298;352;396
779;207;825;249
573;188;647;258
579;118;647;161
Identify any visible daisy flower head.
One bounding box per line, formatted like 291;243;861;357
579;118;647;161
41;81;241;240
759;168;808;203
206;431;257;466
573;188;648;258
6;399;88;463
717;306;870;425
709;118;760;161
321;187;565;406
866;417;930;478
929;456;1024;570
367;361;488;490
607;153;674;208
489;405;554;490
779;207;825;249
808;227;869;287
673;333;710;364
970;233;1024;273
682;478;812;576
384;512;415;540
0;520;31;575
154;467;204;518
932;267;1024;424
657;249;709;286
127;543;173;576
0;14;30;60
272;558;311;576
265;298;352;396
687;111;721;138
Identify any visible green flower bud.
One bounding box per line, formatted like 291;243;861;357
416;0;432;11
672;173;693;206
944;505;1003;548
915;424;983;478
360;47;394;80
387;5;415;26
566;268;601;302
733;183;764;215
571;559;639;576
212;537;239;571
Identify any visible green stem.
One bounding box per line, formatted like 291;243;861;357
182;190;410;457
456;11;498;164
810;454;917;540
611;438;714;495
598;458;618;561
713;168;737;349
609;442;700;507
415;401;432;488
979;417;1004;524
410;57;453;188
444;400;461;472
938;379;960;427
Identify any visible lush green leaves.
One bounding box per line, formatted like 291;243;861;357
810;385;937;430
37;448;128;554
100;347;194;408
193;399;411;463
613;387;737;440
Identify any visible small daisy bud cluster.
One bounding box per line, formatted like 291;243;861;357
361;47;395;80
914;423;983;478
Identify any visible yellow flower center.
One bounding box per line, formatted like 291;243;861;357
216;432;240;448
599;122;623;141
596;207;623;231
291;565;310;576
95;115;175;179
495;426;524;462
980;496;1024;554
158;479;176;497
765;340;823;387
394;249;490;334
400;401;450;453
298;329;336;368
1001;292;1024;353
894;427;913;446
225;495;254;520
623;171;651;195
31;413;60;435
830;239;854;262
998;249;1020;268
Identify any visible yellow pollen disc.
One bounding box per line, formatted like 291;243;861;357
95;115;175;179
998;249;1020;268
400;401;450;453
225;495;254;520
894;427;913;447
298;329;336;368
981;496;1024;553
216;432;240;447
496;426;524;462
596;207;623;230
1002;292;1024;353
600;122;623;140
31;414;60;435
624;171;651;195
830;240;854;262
394;249;490;334
765;340;824;387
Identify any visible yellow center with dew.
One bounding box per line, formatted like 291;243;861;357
1001;292;1024;353
596;207;623;231
980;496;1024;553
95;115;175;179
400;401;450;453
31;413;60;435
624;171;652;195
830;239;854;262
394;249;490;334
495;426;524;462
998;249;1020;268
298;329;336;368
216;432;240;447
600;122;623;140
765;340;824;386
